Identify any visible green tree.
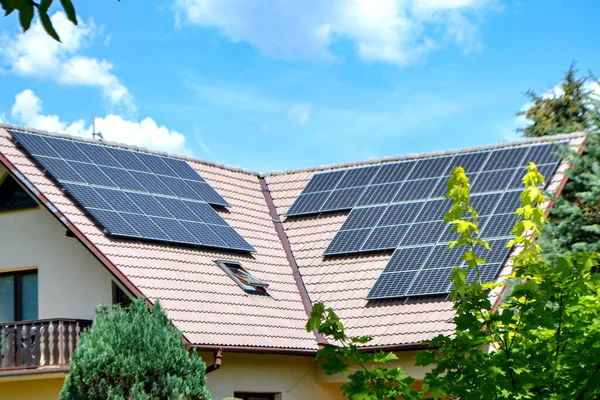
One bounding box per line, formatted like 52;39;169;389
0;0;118;42
518;64;592;138
61;298;211;400
517;66;600;255
307;165;600;400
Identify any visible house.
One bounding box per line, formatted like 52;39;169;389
0;123;585;400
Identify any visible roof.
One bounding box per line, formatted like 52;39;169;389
0;122;586;352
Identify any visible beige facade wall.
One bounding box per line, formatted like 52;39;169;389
199;352;344;400
0;167;115;321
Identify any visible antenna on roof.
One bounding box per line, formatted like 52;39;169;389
92;114;104;142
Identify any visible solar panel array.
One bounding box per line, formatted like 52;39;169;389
287;142;564;298
9;130;255;252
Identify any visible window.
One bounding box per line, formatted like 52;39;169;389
0;174;37;212
112;282;133;308
215;260;269;295
0;270;38;323
234;393;276;400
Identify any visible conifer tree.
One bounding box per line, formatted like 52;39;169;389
518;65;600;255
61;299;211;400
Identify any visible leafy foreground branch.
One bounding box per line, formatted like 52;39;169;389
307;164;600;400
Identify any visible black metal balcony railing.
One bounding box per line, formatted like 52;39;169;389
0;319;92;371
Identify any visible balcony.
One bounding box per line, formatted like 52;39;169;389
0;319;92;373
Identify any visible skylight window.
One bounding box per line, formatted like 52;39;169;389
216;260;269;295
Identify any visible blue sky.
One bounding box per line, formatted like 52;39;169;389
0;0;598;171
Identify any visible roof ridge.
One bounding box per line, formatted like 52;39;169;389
1;123;586;177
263;132;587;176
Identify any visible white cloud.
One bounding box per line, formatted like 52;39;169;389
287;103;312;125
173;0;493;65
9;90;188;154
0;12;135;113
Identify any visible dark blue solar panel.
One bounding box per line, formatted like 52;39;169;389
62;183;112;210
378;202;424;226
406;267;454;296
471;193;503;216
480;214;515;238
9;130;60;157
361;225;408;251
183;201;228;226
86;209;139;236
320;187;366;212
159;176;200;201
94;187;143;214
414;199;452;223
471;169;518;193
180;221;228;248
129;171;174;196
383;247;432;273
104;147;150;172
340;206;386;230
400;222;445;246
482;147;528;171
336;166;379;189
408;157;452;180
425;244;463;269
74;142;121;167
481;239;511;264
445;152;488;175
9;131;249;251
185;181;229;206
392;178;438;202
160;158;205;182
370;161;415;184
438;223;460;243
134;152;178;176
495;191;521;214
367;270;417;299
286;191;331;216
522;144;561;166
99;167;146;192
324;229;371;255
120;213;170;241
150;217;197;244
36;157;84;183
303;170;345;193
43;137;90;162
355;182;403;207
155;197;197;221
125;192;172;218
207;224;254;252
69;162;116;188
466;263;502;284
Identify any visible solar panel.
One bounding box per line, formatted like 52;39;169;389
378;202;423;226
9;130;252;252
361;225;408;251
324;228;372;255
320;186;366;212
392;178;438;202
355;182;403;207
383;246;432;273
336;166;379;189
286;191;331;216
304;140;566;298
371;161;415;184
341;206;387;230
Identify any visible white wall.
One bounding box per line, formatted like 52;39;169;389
0;167;114;321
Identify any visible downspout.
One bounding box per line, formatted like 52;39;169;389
206;349;223;374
